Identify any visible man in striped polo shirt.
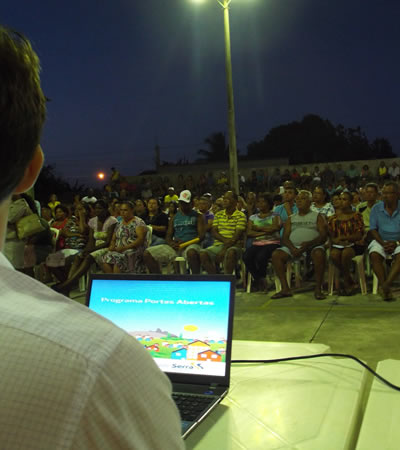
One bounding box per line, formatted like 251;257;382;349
200;191;247;274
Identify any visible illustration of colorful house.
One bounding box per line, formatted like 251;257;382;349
145;343;159;352
171;348;188;360
197;350;222;362
186;340;210;360
172;343;183;348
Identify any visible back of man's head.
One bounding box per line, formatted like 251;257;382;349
0;26;46;203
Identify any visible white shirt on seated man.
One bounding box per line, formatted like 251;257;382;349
0;25;183;449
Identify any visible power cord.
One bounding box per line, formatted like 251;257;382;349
232;352;400;392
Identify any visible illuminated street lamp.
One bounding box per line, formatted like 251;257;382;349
192;0;239;194
97;172;105;181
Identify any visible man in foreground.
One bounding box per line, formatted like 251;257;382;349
0;26;183;448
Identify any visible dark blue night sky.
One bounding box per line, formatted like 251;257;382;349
2;0;400;186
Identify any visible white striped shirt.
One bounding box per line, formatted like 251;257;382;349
0;252;183;449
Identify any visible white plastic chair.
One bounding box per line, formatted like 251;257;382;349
327;253;368;296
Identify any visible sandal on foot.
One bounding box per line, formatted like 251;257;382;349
314;292;326;300
345;286;358;296
271;291;292;299
379;287;395;302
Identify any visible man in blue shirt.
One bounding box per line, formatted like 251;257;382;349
369;182;400;301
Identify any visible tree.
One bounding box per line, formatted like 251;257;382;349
247;114;339;163
371;138;395;159
334;124;372;161
245;114;395;164
196;132;229;162
34;165;86;204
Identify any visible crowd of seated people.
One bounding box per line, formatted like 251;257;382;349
52;200;118;294
4;161;400;302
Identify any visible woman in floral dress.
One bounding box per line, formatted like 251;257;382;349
328;191;365;295
101;201;148;273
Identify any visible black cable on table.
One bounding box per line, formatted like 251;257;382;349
232;352;400;392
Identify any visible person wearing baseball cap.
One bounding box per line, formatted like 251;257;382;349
144;190;205;274
178;189;191;203
164;186;178;208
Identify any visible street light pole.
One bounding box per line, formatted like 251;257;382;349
218;0;239;194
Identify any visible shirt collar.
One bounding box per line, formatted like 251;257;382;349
379;200;400;214
224;208;239;217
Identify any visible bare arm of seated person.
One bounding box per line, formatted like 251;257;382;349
331;232;363;246
108;231;117;252
249;216;281;235
247;218;266;238
116;225;147;253
212;225;234;246
61;229;84;238
369;229;397;253
197;212;206;242
214;227;245;263
166;219;181;250
281;217;302;258
204;217;213;232
91;223;117;252
150;224;167;233
75;205;89;234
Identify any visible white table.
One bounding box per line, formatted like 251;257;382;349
186;340;367;450
356;359;400;450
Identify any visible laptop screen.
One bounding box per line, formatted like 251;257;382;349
87;275;234;379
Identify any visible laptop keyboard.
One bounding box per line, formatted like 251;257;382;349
172;393;218;422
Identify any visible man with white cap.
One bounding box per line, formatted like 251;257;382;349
144;190;205;273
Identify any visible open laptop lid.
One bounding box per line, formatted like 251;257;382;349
86;274;235;388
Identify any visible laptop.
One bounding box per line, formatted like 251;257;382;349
86;273;235;438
